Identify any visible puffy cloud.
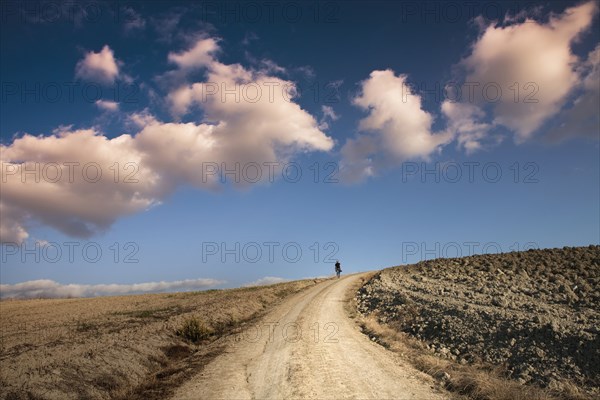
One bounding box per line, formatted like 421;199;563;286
258;59;286;74
95;99;119;112
0;278;224;299
75;45;120;85
340;70;452;182
344;1;598;165
322;105;339;122
168;37;219;69
451;1;598;145
1;38;333;243
0;127;160;241
441;101;492;153
134;120;220;189
165;38;334;153
319;105;339;130
128;109;158;127
166;85;195;116
0;203;29;244
242;276;288;287
339;1;599;172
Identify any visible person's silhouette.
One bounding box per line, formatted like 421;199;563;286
334;260;342;278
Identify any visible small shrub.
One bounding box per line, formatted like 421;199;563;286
275;288;292;298
212;315;238;335
75;321;97;333
93;373;121;392
176;317;211;343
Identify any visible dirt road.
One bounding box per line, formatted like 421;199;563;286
172;274;447;399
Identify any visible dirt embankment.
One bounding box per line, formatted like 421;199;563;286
0;279;321;400
356;246;600;398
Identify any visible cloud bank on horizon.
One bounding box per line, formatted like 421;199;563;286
0;277;225;299
1;1;599;244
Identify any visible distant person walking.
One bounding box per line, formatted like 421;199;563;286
335;260;342;278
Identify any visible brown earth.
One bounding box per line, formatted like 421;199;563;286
3;245;598;400
0;279;322;399
1;275;453;400
356;245;600;399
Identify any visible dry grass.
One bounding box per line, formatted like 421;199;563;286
175;317;212;343
0;279;324;400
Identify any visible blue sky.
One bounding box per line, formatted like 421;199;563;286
1;0;599;298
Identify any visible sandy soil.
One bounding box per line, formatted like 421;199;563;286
172;274;449;399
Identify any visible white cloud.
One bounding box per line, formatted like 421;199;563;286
452;1;598;145
95;99;119;112
319;105;339;130
322;105;339;121
128;109;158;127
0;278;224;299
341;1;599;167
242;276;288;287
134;119;220;188
1;38;334;243
259;59;286;74
0;127;161;241
75;45;120;85
166;85;194;116
0;202;29;244
165;38;334;153
441;101;492;153
340;70;452;182
168;37;220;69
338;1;599;174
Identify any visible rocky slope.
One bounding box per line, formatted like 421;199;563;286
357;246;600;396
